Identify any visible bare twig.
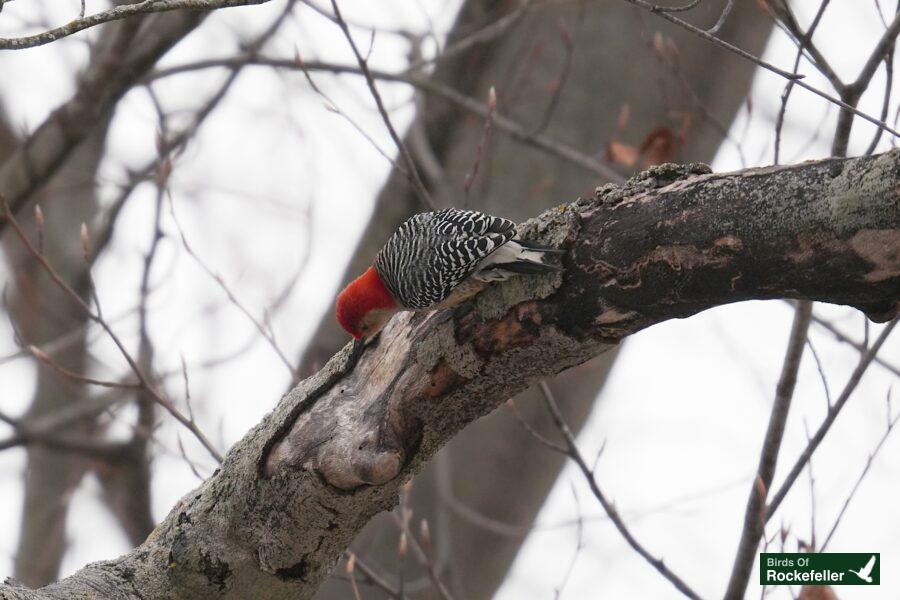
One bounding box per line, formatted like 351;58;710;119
724;301;812;600
294;48;406;175
147;56;625;181
345;552;363;600
773;0;830;164
0;389;129;452
404;0;535;72
328;0;436;210
553;484;585;599
863;53;894;156
706;0;735;34
831;8;900;155
0;0;274;50
852;10;900;93
24;345;142;390
820;390;899;550
463;86;497;201
808;311;900;378
169;195;298;382
766;318;898;519
1;197;223;462
538;382;702;600
528;18;575;136
805;338;832;407
622;0;803;80
768;0;843;92
391;506;455;600
347;551;407;599
628;0;900;140
506;398;567;454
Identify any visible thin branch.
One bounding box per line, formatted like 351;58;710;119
25;345;142;390
622;0;803;81
773;0;831;165
404;0;535;73
808;310;900;377
766;318;898;519
863;53;894;156
627;0;900;140
147;56;625;181
528;18;575;136
348;552;407;600
1;198;223;462
0;388;127;452
706;0;735;35
390;508;455;600
820;390;899;551
463;86;497;201
768;0;844;92
169;195;299;382
293;48;407;176
328;0;436;210
506;397;567;454
724;301;813;600
345;553;363;600
538;382;702;600
553;484;585;600
852;9;900;93
804;337;832;407
0;0;273;50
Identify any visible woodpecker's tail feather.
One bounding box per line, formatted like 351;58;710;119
490;259;564;275
514;238;566;254
477;240;565;278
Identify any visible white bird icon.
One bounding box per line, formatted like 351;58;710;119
848;555;877;583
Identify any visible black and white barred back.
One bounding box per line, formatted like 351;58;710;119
375;208;557;309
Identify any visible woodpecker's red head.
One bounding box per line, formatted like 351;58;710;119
336;266;399;339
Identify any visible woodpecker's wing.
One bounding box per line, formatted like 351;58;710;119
375;209;517;309
428;208;516;238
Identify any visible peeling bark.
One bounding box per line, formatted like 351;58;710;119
2;151;897;600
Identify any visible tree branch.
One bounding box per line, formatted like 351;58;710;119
0;0;270;50
2;151;897;600
0;10;207;234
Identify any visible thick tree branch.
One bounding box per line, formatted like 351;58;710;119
2;151;897;600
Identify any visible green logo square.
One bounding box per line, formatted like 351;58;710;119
761;553;880;586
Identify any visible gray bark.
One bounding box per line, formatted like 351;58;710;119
307;2;773;597
3;150;897;599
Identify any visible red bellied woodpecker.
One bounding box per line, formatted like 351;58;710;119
336;208;564;340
